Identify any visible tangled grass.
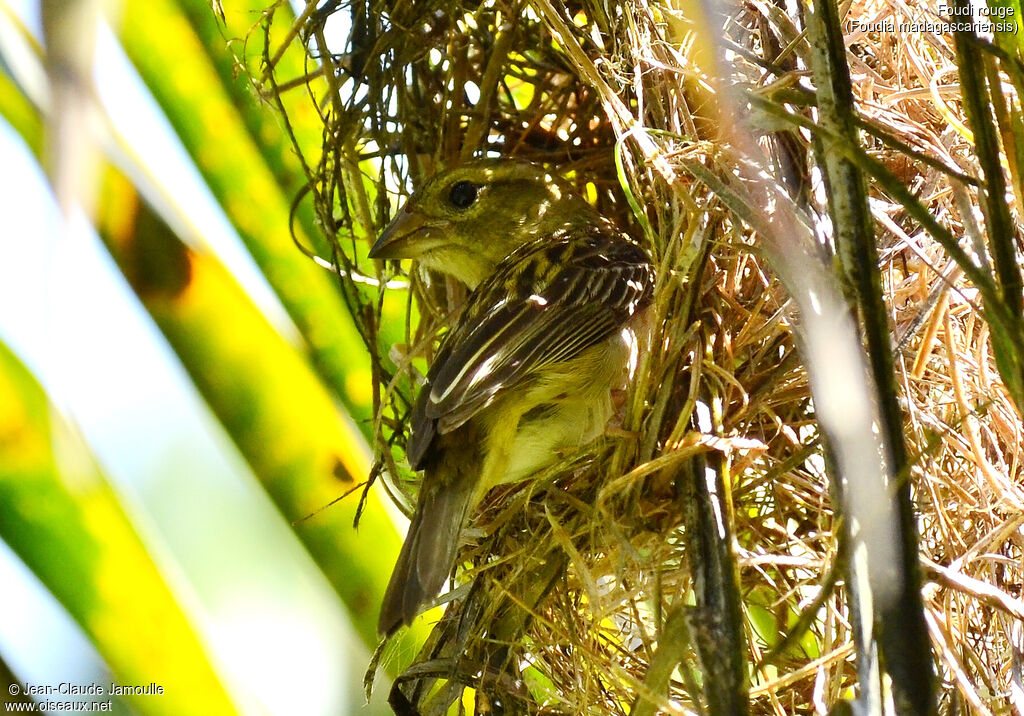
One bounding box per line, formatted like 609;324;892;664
248;0;1024;712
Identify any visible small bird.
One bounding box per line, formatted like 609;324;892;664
369;159;654;636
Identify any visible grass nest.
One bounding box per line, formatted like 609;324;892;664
252;0;1024;712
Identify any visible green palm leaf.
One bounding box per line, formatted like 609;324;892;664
0;340;240;715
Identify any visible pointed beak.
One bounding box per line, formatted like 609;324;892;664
369;205;447;260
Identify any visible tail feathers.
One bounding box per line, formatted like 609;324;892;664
378;478;473;636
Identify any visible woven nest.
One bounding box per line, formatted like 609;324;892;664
252;0;1024;712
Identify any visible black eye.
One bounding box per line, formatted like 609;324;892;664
448;181;478;209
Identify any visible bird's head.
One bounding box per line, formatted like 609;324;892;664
368;159;598;288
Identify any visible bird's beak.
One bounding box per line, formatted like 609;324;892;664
369;205;447;259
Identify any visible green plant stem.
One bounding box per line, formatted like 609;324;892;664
805;0;935;712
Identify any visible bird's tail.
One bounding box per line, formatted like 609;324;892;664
378;473;474;636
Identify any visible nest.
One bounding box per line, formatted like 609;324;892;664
251;0;1024;712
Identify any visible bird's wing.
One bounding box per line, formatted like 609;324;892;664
407;225;653;469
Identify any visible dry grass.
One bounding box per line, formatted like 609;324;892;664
251;0;1024;712
849;2;1024;711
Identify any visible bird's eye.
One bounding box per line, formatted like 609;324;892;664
448;181;478;209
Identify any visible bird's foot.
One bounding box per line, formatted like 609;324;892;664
606;390;639;439
611;388;628;413
603;401;642;440
605;424;640;439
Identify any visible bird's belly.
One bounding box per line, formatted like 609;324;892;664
501;395;611;483
492;333;632;485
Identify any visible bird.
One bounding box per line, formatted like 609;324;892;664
369;159;655;636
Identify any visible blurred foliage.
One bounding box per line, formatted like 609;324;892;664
0;0;418;712
0;341;239;715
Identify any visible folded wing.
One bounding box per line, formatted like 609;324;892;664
408;225;654;470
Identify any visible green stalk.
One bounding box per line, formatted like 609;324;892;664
805;0;935;711
954;14;1024;408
